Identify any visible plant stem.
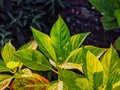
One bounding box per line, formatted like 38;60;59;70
51;69;58;74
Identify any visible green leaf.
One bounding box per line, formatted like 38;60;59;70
75;78;93;90
88;0;120;17
6;61;19;69
82;50;103;89
87;51;103;88
101;45;120;85
15;49;52;71
65;45;105;66
101;15;119;30
113;80;120;90
31;27;57;62
1;42;16;63
65;48;83;63
115;9;120;25
84;45;106;58
14;68;33;78
114;37;120;51
10;74;49;90
59;69;83;90
19;40;37;50
70;32;90;50
47;81;68;90
0;60;10;72
106;69;120;89
50;15;70;62
0;74;12;90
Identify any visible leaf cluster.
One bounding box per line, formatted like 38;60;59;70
1;16;120;90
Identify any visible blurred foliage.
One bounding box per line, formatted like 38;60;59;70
0;25;11;50
0;0;70;48
0;0;3;8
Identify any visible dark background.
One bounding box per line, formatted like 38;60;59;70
0;0;120;49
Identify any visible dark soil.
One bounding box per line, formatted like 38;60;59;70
61;0;120;48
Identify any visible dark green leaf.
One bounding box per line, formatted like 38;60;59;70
101;15;119;30
115;9;120;25
114;37;120;50
89;0;120;16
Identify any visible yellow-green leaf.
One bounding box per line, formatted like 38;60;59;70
59;62;83;73
0;74;12;90
101;45;120;84
31;27;57;62
6;61;19;69
0;60;10;72
50;16;70;62
70;32;90;50
15;49;52;71
85;51;103;88
19;40;37;50
1;42;16;63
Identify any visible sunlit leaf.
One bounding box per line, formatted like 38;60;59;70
0;74;12;90
70;32;90;50
65;48;82;63
0;59;10;72
50;15;70;62
113;81;120;90
15;49;52;71
84;45;107;58
31;27;57;62
106;69;120;89
1;42;16;63
101;45;120;85
59;69;83;90
13;68;33;78
82;51;103;89
6;61;19;69
75;78;93;90
10;73;49;90
47;81;68;90
19;40;37;50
